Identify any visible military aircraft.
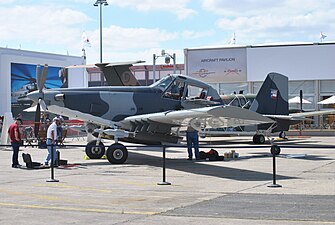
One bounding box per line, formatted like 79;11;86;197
84;62;335;146
30;62;302;164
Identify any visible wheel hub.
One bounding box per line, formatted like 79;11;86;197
113;149;123;160
92;146;102;155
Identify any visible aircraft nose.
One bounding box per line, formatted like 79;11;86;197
27;90;43;103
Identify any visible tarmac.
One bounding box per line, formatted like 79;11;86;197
0;135;334;225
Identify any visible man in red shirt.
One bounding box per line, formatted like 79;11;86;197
8;117;23;168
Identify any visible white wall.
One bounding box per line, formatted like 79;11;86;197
247;44;335;81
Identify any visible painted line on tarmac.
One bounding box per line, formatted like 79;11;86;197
34;183;114;193
0;202;158;215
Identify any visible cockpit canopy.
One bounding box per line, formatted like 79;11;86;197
150;74;221;102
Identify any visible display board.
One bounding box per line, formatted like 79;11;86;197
185;47;247;83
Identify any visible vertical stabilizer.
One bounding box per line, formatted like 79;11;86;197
250;72;288;115
96;61;142;86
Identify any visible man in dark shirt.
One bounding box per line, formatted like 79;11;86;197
8;117;23;168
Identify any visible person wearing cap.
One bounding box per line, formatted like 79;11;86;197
8;117;23;168
45;117;61;166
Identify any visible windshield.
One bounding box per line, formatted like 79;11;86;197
150;75;175;92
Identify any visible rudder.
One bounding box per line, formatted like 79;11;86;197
250;72;288;115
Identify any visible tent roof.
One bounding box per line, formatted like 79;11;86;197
318;96;335;104
288;96;311;104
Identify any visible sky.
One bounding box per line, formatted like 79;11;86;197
0;0;334;65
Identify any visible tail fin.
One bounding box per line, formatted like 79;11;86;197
95;60;144;86
250;72;288;115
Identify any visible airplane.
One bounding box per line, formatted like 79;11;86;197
27;64;335;164
90;64;321;144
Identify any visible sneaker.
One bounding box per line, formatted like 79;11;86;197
187;158;192;160
12;164;21;168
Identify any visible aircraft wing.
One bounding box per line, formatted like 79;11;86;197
46;105;118;128
264;109;335;121
121;105;274;130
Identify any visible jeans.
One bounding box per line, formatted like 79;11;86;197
186;131;200;159
45;139;57;165
11;142;20;166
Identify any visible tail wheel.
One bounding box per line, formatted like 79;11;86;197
85;140;105;159
106;143;128;164
271;145;281;155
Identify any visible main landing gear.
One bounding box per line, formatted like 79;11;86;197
85;141;128;164
85;128;130;164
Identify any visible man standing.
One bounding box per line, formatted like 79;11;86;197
186;126;200;160
45;117;61;166
8;117;23;168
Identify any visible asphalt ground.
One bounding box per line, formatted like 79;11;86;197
0;135;334;225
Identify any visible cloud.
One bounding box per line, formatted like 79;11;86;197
0;5;90;45
108;0;196;20
87;25;177;51
181;30;215;40
202;0;335;44
84;25;180;63
0;0;14;4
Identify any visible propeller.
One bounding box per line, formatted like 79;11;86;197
34;64;49;138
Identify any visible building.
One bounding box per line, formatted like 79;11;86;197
0;47;86;120
184;42;335;114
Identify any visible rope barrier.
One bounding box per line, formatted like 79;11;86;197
1;143;335;149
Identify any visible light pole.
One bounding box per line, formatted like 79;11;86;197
153;50;176;83
94;0;108;63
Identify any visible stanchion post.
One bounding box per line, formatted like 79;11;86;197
157;145;171;185
268;145;281;188
47;143;59;182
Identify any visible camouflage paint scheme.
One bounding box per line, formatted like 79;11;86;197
28;73;283;144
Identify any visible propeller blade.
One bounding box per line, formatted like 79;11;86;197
39;98;48;111
36;64;48;92
34;103;41;138
36;65;42;91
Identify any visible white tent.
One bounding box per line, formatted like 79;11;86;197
317;95;335;105
288;96;312;104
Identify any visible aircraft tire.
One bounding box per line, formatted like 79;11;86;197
85;140;105;159
253;134;265;144
106;143;128;164
270;145;281;155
